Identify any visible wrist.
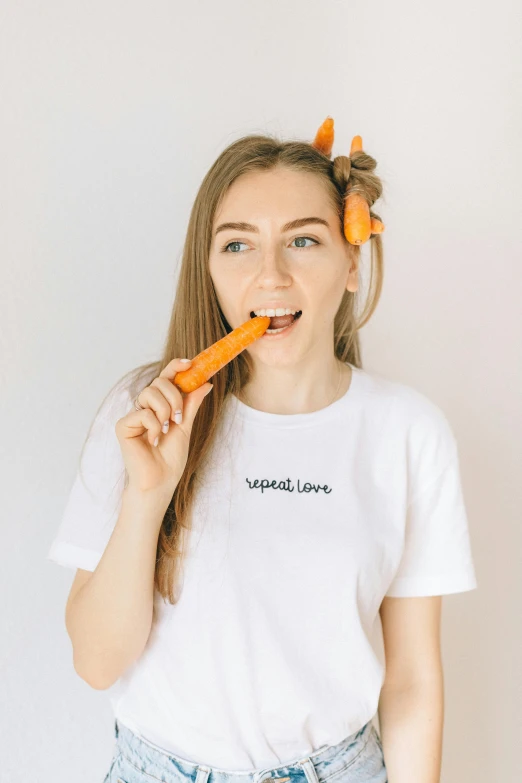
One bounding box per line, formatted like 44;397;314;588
122;483;175;516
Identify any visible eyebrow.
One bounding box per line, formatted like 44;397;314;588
214;216;330;236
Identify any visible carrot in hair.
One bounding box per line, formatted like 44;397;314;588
350;135;363;155
370;217;384;235
312;116;334;156
343;192;371;245
343;135;385;244
173;316;271;393
344;195;385;245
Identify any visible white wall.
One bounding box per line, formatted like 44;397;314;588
2;1;520;781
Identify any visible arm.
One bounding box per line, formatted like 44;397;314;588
65;485;170;689
377;595;444;783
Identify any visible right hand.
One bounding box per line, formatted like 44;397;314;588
115;358;213;497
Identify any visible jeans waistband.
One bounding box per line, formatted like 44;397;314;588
113;717;376;783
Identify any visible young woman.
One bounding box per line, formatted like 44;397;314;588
47;118;478;783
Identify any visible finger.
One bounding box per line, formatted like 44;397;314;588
135;386;174;431
159;357;192;380
149;377;184;424
177;381;214;428
117;408;163;447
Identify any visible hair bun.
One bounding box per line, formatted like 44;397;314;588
332;155;351;190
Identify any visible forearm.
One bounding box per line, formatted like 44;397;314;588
377;675;444;783
66;486;169;689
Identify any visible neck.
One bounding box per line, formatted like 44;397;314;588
238;359;348;415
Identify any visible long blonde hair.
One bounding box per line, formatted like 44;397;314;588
81;132;385;604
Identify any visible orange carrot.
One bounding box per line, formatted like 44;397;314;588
173;316;271;393
310;125;385;244
342;135;385;244
350;135;363;155
344;135;370;244
370;217;384;235
312;116;334;156
343;191;371;245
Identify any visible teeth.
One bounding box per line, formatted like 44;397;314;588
253;308;299;317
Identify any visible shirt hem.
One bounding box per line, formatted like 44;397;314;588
385;568;478;597
46;541;101;571
111;705;380;772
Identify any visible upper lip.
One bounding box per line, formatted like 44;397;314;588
249;303;302;316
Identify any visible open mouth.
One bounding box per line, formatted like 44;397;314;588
250;310;303;334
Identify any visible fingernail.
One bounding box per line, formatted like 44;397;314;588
204;385;214;397
162;421;169;434
174;411;183;425
180;358;191;363
153;436;159;447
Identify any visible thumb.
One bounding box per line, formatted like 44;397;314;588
181;382;214;427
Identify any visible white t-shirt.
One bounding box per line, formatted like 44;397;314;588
47;362;478;770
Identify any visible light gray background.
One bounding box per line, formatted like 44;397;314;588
2;1;521;781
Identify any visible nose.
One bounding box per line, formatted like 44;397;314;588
255;248;292;285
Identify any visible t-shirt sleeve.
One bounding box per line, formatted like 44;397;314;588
46;382;133;572
385;402;478;598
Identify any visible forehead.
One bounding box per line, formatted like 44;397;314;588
214;167;333;223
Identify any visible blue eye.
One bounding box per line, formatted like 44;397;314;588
222;241;248;253
221;236;318;253
292;236;318;248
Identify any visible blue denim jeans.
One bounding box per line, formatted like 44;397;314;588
103;717;387;783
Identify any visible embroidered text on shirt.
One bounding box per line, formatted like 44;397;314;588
245;477;333;494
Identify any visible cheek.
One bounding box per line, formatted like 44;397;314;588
307;269;344;303
209;262;248;317
310;281;348;325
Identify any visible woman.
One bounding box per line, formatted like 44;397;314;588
47;118;478;783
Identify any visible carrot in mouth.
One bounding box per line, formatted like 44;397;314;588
173;315;271;393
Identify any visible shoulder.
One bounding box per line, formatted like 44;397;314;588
354;365;458;461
